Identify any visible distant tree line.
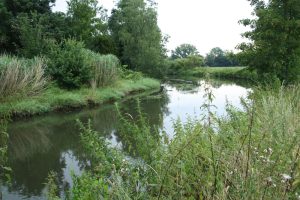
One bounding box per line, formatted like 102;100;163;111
170;44;240;67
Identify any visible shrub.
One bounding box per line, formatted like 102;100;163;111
0;55;48;99
47;39;91;89
165;55;205;75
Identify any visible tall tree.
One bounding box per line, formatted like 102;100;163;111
109;0;164;74
171;44;199;59
0;0;12;53
239;0;300;82
0;0;56;53
4;0;54;16
67;0;114;53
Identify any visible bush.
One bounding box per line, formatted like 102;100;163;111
0;55;48;99
165;55;205;75
84;50;120;88
47;39;91;89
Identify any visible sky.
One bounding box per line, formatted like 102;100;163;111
53;0;253;55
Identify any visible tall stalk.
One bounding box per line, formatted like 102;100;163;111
202;72;218;196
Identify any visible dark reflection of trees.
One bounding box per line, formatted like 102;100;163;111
165;79;200;93
114;91;170;156
207;78;252;89
4;92;170;198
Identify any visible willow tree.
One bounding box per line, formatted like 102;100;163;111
109;0;164;75
239;0;300;82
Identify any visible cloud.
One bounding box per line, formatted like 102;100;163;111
53;0;253;54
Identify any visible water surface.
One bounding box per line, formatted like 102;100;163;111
1;79;251;199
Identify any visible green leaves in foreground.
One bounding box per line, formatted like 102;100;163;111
51;85;300;199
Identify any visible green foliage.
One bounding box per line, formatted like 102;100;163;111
109;0;164;75
205;47;239;67
84;50;121;88
14;13;48;58
171;43;200;59
0;78;160;118
4;0;54;16
166;55;205;75
68;83;300;199
116;100;164;163
46;172;60;200
66;0;117;54
239;0;300;83
0;55;48;100
188;67;257;81
0;0;56;53
47;39;91;89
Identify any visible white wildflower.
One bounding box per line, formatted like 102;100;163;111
281;174;292;182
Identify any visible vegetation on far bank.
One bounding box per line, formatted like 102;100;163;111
187;67;258;81
0;51;160;119
0;77;160;119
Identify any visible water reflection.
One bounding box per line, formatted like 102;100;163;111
1;79;250;199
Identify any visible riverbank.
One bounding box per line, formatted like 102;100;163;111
0;78;160;119
186;66;258;81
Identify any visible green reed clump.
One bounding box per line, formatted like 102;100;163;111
85;50;120;88
0;55;48;100
58;84;300;200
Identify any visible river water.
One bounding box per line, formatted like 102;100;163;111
0;79;251;200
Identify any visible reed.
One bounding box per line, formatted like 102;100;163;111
0;55;48;100
86;51;120;88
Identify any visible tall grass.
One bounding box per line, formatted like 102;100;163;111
86;51;120;88
64;83;300;200
0;55;48;100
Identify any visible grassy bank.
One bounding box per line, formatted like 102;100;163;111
186;66;258;81
0;78;160;119
48;83;300;199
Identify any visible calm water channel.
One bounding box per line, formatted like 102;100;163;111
1;79;251;200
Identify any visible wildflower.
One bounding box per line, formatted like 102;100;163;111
268;148;273;154
281;174;292;182
266;176;273;183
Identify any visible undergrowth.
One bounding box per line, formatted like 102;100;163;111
47;83;300;199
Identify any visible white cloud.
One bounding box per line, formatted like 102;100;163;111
53;0;253;54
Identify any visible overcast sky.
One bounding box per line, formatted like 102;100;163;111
53;0;253;55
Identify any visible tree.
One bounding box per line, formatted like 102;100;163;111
109;0;164;75
0;0;57;53
205;47;232;67
171;44;199;59
67;0;115;53
14;13;47;58
239;0;300;82
4;0;54;16
0;0;12;53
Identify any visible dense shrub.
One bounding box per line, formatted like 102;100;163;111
0;55;48;99
165;55;205;75
47;39;91;89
